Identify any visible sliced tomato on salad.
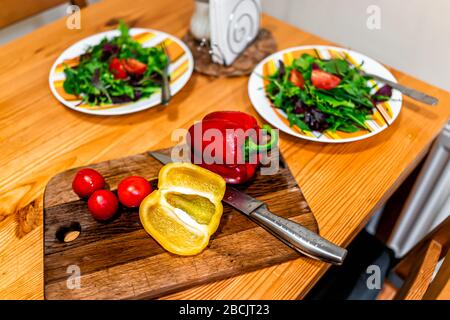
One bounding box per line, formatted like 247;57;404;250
122;58;147;75
311;69;341;90
289;69;305;89
109;58;127;79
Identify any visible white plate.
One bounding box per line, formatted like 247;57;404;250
49;28;194;116
248;45;402;143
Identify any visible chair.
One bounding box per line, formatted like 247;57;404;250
307;124;450;300
387;120;450;257
0;0;87;29
377;215;450;300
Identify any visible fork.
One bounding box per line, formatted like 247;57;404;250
358;70;438;106
160;41;171;106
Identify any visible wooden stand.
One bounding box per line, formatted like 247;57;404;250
182;28;277;77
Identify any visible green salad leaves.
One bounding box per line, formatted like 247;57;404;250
265;53;391;133
63;21;168;106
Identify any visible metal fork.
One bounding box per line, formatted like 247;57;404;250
359;70;439;106
160;41;171;106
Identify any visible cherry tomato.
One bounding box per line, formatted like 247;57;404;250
109;58;127;79
289;69;305;89
72;168;106;198
311;69;341;90
117;176;152;208
122;58;147;75
87;190;119;220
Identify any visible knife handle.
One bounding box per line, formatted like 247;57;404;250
249;205;347;265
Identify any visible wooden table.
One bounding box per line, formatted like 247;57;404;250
0;0;449;300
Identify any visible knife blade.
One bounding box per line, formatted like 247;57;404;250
149;151;347;265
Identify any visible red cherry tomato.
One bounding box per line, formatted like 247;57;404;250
117;176;152;208
87;190;119;220
122;58;147;75
109;58;127;79
311;69;341;90
72;168;105;198
289;69;305;89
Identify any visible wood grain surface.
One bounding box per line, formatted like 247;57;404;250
0;0;87;29
43;148;317;299
0;0;449;300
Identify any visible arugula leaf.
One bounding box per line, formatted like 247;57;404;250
322;59;349;76
294;53;315;71
288;112;310;132
63;67;80;95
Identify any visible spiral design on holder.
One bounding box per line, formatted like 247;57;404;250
227;0;261;55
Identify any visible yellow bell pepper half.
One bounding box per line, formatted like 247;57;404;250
139;163;226;256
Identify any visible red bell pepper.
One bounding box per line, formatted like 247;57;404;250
187;111;278;184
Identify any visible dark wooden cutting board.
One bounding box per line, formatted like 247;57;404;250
44;148;318;300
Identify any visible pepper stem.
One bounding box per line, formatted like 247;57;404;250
244;125;278;159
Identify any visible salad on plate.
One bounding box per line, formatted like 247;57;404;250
62;21;168;106
265;53;393;133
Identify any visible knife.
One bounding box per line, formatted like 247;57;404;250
149;151;347;265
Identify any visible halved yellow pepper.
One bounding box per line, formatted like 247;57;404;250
139;163;226;255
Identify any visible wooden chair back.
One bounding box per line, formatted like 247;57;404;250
378;215;450;300
0;0;87;29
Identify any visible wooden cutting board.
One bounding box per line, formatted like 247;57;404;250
43;148;318;300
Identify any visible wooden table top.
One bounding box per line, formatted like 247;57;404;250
0;0;449;300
